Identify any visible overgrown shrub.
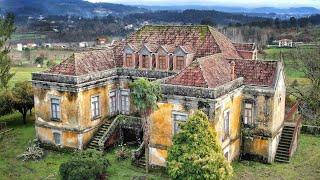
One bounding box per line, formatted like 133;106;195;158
167;111;233;180
17;139;44;161
116;144;129;160
59;150;110;180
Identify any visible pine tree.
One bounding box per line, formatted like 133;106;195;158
167;111;233;180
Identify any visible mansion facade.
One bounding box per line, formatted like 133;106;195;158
32;25;287;166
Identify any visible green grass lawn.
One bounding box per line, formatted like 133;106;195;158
0;113;168;180
233;135;320;180
260;47;307;79
1;112;319;179
10;67;46;86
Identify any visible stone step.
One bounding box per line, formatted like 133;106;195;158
275;154;290;158
281;135;292;139
279;141;291;146
278;143;290;148
280;139;292;144
277;147;289;151
282;132;293;136
275;158;289;163
276;151;289;156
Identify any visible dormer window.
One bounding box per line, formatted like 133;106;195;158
158;55;167;69
176;56;185;70
125;54;134;67
142;55;149;68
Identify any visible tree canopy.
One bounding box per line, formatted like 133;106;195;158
167;111;233;180
11;81;34;124
0;13;15;90
129;78;161;116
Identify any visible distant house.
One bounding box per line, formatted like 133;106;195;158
42;43;52;48
278;39;293;48
16;43;23;51
25;43;37;49
52;43;70;49
125;24;134;30
96;38;108;45
79;42;89;48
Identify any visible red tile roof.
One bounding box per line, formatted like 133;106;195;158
46;49;116;76
166;55;279;88
166;54;232;88
237;50;254;59
126;25;240;59
227;59;278;87
233;42;256;51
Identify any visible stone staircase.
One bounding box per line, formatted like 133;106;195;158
135;155;146;168
86;121;112;151
275;125;295;163
132;141;146;168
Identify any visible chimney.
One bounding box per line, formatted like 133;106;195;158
231;61;236;80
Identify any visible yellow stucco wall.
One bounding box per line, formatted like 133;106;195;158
148;88;243;166
78;85;112;130
34;87;79;126
36;126;79;148
271;71;286;134
243;137;269;158
149;103;174;148
214;89;242;162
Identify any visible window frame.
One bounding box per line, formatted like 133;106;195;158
120;89;130;115
126;54;133;67
50;97;61;121
243;101;254;126
53;131;62;145
172;111;188;134
91;95;101;120
176;56;185;70
222;109;230;141
142;55;149;68
109;90;117;116
158;55;167;69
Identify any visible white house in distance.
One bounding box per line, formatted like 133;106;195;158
278;39;293;48
16;43;23;51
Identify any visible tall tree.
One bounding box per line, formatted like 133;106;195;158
129;78;161;173
167;111;233;179
0;13;15;90
289;45;320;125
11;81;34;124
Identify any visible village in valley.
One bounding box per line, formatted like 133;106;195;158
0;0;320;179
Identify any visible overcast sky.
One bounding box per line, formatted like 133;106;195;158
86;0;320;8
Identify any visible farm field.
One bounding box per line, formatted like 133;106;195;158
1;113;319;179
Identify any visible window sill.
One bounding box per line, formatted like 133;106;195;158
92;116;101;121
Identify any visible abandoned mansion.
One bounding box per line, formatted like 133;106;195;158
32;25;298;167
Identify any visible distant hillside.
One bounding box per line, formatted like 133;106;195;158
139;5;320;19
0;0;147;17
124;9;269;25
